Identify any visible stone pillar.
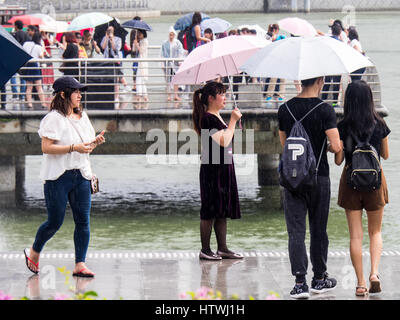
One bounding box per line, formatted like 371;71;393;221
304;0;311;12
257;154;280;186
0;156;16;208
291;0;298;12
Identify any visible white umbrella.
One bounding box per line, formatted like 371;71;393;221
67;12;113;31
201;17;232;34
240;36;373;80
40;21;69;33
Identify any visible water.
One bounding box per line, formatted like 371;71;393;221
1;11;400;252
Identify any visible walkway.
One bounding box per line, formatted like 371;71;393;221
1;249;399;300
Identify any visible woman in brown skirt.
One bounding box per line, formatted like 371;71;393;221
335;80;390;297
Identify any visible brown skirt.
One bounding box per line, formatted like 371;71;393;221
338;167;388;211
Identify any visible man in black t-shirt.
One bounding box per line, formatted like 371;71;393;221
277;76;342;299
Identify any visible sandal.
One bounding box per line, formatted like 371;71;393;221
73;267;95;278
369;274;381;294
23;248;39;274
355;286;368;297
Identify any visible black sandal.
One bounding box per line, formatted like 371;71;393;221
369;274;381;294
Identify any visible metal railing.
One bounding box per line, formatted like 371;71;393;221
7;0;149;12
0;56;382;111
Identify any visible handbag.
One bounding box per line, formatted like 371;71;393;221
68;119;100;194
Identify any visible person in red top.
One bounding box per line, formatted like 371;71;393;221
41;31;54;91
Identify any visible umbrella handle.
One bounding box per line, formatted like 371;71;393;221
227;75;242;130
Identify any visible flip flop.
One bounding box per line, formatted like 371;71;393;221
73;268;95;278
23;248;39;274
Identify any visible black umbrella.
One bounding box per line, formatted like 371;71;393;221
0;25;32;88
94;18;128;54
121;19;152;31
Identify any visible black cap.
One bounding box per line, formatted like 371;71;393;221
53;76;88;94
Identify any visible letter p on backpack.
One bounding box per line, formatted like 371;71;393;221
279;102;326;191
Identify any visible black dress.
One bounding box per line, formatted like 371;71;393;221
199;112;241;220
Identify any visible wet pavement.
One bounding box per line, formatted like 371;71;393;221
1;249;400;300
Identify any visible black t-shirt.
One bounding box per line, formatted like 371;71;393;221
200;112;233;165
337;119;390;165
13;30;30;45
278;97;337;177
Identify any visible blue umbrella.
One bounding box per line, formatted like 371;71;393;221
122;19;152;31
173;12;210;31
0;25;32;88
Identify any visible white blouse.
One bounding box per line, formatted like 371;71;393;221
38;110;96;181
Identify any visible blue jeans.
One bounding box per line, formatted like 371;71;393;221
10;74;26;99
33;170;92;263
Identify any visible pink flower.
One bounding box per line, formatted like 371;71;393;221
179;292;187;299
196;286;210;298
54;293;70;300
266;295;279;300
0;291;13;300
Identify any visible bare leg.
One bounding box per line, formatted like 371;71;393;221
367;208;384;279
25;82;33;107
345;209;367;291
34;81;46;107
173;85;181;101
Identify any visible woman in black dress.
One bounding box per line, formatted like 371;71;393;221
193;81;243;260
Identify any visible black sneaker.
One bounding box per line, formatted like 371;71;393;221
290;282;310;299
311;273;337;294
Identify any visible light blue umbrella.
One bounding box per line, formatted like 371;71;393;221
200;17;232;34
67;12;113;31
173;12;210;31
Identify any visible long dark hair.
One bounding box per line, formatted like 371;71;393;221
50;88;82;117
342;80;385;140
192;81;226;135
348;27;359;41
191;12;202;27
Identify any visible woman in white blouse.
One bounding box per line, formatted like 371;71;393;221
22;32;47;109
133;29;149;105
24;76;105;277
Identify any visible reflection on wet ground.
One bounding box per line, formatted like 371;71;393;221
2;250;399;300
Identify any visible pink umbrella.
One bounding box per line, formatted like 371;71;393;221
172;35;269;129
172;35;269;85
278;17;317;37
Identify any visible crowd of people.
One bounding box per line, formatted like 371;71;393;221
0;14;367;111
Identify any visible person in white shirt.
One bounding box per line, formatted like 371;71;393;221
22;32;47;109
24;76;105;278
161;26;184;101
133;29;149;105
348;27;366;81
